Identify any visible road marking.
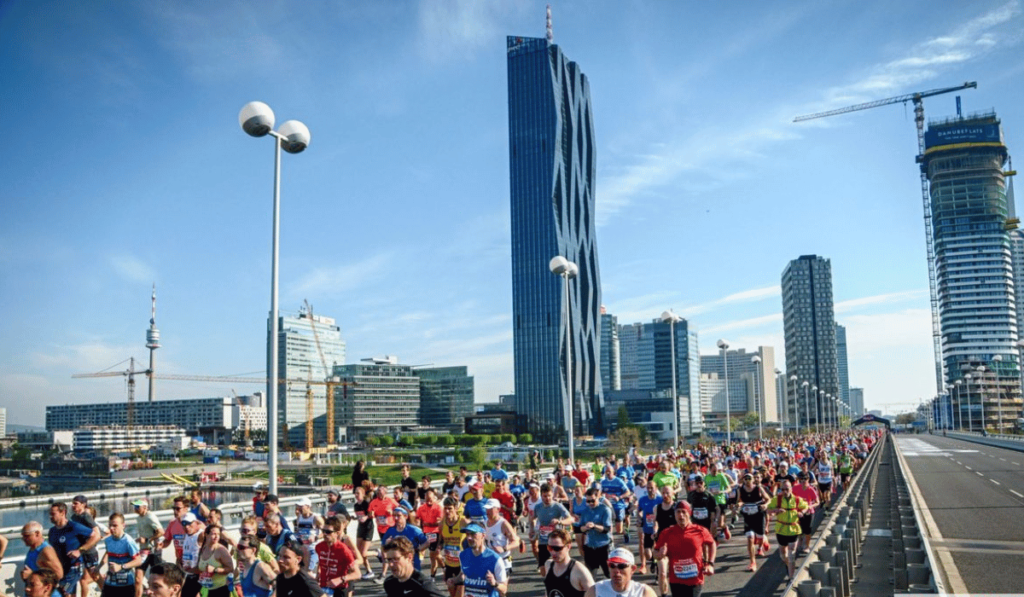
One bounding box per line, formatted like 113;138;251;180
1014;462;1021;466
990;479;1001;485
1012;490;1024;498
1000;458;1007;462
965;466;972;470
976;472;984;476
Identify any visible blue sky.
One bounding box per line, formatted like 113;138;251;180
2;1;1023;426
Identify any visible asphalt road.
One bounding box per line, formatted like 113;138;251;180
896;433;1024;594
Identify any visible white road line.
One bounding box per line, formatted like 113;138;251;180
1012;490;1024;498
1014;462;1021;466
989;455;995;458
1000;458;1007;462
976;472;984;477
966;466;972;470
990;479;1001;485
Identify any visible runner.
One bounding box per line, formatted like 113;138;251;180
20;521;64;597
238;516;279;574
264;512;306;568
702;464;733;542
464;482;489;525
401;465;420;508
542;528;595;597
295;497;325;571
737;472;771;571
766;478;809;578
417;488;445;578
188;489;211;524
575;487;613;579
815;452;835;510
26;569;60;597
195;524;233;597
383;536;447;597
352;486;376;580
100;512;142;597
274;541;323;597
447;523;508;597
654;501;716;597
584;548;657;597
48;501;100;597
380;507;429;577
599;467;632;544
685;477;719;543
147;563;186;597
791;472;820;555
532;483;574;568
233;535;274;597
325;489;350;520
178;513;205;597
483;499;520;575
439;497;469;597
636;478;661;576
314;517;360;596
70;495;102;597
653;486;678;597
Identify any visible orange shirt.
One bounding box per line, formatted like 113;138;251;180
416;502;443;533
367;498;398;536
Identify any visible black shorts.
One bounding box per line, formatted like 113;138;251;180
100;585;137;597
427;537;440;552
356;521;375;542
82;552;100;571
181;574;202;597
537;544;551;566
799;514;813;536
742;513;766;538
137;550;162;573
818;482;832;495
444;565;461;580
777;533;800;547
643;532;655;549
670;582;703;597
583;544;610;576
726;494;738;506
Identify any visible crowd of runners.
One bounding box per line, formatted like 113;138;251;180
13;429;880;597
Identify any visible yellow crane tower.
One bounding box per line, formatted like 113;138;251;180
794;81;977;394
304;300;351;446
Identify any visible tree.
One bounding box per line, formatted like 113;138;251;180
742;412;760;429
379;436;395;447
365;436;380;447
518;433;533;445
609;426;642;452
895;413;916;425
617;405;632;430
468;446;487;469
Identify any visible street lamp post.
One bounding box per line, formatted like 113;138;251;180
239;102;311;496
662;310;684;449
976;365;987;433
953;380;962;431
817;390;824;434
718;340;731;445
993;354;1003;433
775;368;786;430
550;256;579;464
751;355;763;440
800;380;808;433
965;373;974;432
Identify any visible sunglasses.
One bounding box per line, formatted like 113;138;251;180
586;500;597;505
548;544;566;551
609;563;631;570
237;545;253;551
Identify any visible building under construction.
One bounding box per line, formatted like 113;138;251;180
926;110;1022;432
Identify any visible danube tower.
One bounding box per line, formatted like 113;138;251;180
507;13;604;442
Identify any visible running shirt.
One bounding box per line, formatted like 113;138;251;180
459;548;507;597
464;499;487;524
485;518;512;570
416;502;444;544
181;532;202;572
686;492;716;529
544;560;586;597
440;520;466;569
239;560;272;597
739;486;766;517
638;494;662;535
654;523;715;586
367;498;399;537
48;521;94;573
593;579;649;597
296;513;320;547
381;524;429;569
25;542;61;597
817;462;833;484
533;502;570;545
314;539;356;589
103;534;140;587
600;477;630;510
703;473;730;505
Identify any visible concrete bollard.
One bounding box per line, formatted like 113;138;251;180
819;545;836;565
894;551;907;570
907;563;932;586
829;565;849;597
895;567;909;590
840;537;857;571
906;549;926;565
820;587;836;597
809;561;831;586
798;580;822;597
826;532;841;547
904;535;922;549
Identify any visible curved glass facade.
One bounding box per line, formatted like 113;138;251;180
507;36;603;442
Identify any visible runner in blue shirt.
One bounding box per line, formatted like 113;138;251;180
599;468;632;544
100;513;142;597
490;462;509;482
636;478;662;575
48;502;100;597
447;523;507;597
381;508;429;573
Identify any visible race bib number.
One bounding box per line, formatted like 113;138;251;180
182;553;197;569
444;545;461;565
645;513;655;527
106;568;133;587
692;507;709;520
539;525;555;541
742;504;760;515
427;533;438;543
199;572;214;588
673;559;699;579
376;515;388;526
708;482;720;493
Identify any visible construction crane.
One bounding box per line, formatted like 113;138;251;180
304;300;341;446
794;81;978;395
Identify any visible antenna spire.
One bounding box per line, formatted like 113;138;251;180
150;283;157;325
546;4;553;43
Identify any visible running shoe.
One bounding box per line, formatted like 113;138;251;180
361;571;376;580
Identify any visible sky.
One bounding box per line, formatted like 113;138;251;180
2;0;1023;426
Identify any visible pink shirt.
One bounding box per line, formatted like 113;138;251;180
792;484;819;515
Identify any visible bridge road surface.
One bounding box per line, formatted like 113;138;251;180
345;516;816;597
896;433;1024;595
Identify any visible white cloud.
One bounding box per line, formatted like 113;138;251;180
289;252;394;300
703;313;783;335
416;1;528;63
109;254;156;284
835;289;927;313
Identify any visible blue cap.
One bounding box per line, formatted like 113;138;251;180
393;507;409;516
462;523;485;534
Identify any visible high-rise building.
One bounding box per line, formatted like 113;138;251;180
508;34;603;441
417;366;474;432
600;308;621;392
614;319;702;435
836;324;850;404
782;255;839;428
275;309;346;446
926;111;1021;432
700;347;779;423
1011;229;1024;339
0;406;6;437
333;357;420;442
849;388;864;417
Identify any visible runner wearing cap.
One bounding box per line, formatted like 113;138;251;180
178;512;205;597
416;488;445;578
381;506;429;577
130;498;163;597
295;497;325;571
542;528;594;597
766;478;808;577
654;501;716;597
464;482;488;525
447;523;507;597
584;547;657;597
531;483;574;568
599;467;632;545
483;498;519;575
70;494;102;596
685;476;720;543
325;489;350;520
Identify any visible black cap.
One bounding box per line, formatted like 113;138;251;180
264;493;279;504
72;495;88;505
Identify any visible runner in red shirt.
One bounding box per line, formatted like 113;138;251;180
654;501;717;597
415;488;445;578
315;517;360;595
490;479;515;523
367;487;399;540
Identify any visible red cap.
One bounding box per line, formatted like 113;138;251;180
675;500;693;514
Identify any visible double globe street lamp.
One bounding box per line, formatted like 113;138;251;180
550;256;578;464
239;101;311;495
717;340;731;445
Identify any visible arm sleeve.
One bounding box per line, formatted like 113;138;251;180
493;558;508;583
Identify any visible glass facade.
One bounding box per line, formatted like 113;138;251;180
332;361;420;440
417;366;474;431
836;324;850;404
508;35;603;441
275;311;346;446
782;255;839;428
600;310;621;392
926;112;1021;432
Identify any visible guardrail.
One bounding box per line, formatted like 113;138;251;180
783;432;886;597
891;434;944;593
946;430;1024;442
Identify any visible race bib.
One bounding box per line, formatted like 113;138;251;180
742;504;760;515
539;525;555;541
106;568;133;587
376;515;388;526
673;559;699;579
692;507;708;520
427;533;438;543
199;572;214;588
444;545;461;565
708;482;721;493
645;513;655;527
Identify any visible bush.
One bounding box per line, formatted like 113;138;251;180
365;437;380;447
517;433;533;445
379;436;395;447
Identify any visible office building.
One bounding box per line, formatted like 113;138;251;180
701;346;779;422
926;111;1021;432
836;324;850;405
46;394;265;444
72;426;186;454
849;388;864;418
333;357;420;441
0;407;5;437
782;255;840;428
699;373;749;429
614;318;702;435
1011;229;1024;338
418;366;474;431
508;33;604;441
275;309;346;446
600;308;621;392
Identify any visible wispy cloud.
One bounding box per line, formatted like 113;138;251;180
703;313;783;335
289;252;394;300
835;289;927;313
416;1;528;64
109;254;156;284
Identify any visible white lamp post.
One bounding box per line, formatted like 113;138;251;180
976;365;987;433
953;380;962;431
993;354;1003;433
550;256;578;464
239;102;311;495
799;379;807;433
718;340;731;445
817;390;824;434
662;310;684;449
775;368;786;430
751;355;763;440
965;373;974;432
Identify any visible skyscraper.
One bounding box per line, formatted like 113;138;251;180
700;346;779;423
926;110;1021;432
782;255;839;429
508;33;603;441
849;388;864;418
418;366;474;432
835;324;850;405
600;307;621;392
275;309;346;446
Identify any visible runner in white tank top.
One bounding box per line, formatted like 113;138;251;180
594;579;649;597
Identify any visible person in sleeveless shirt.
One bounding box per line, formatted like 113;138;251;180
482;500;519;573
21;521;63;597
584;548;656;597
542;529;594;597
233;535;274;597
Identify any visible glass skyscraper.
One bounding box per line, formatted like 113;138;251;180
507;35;603;441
